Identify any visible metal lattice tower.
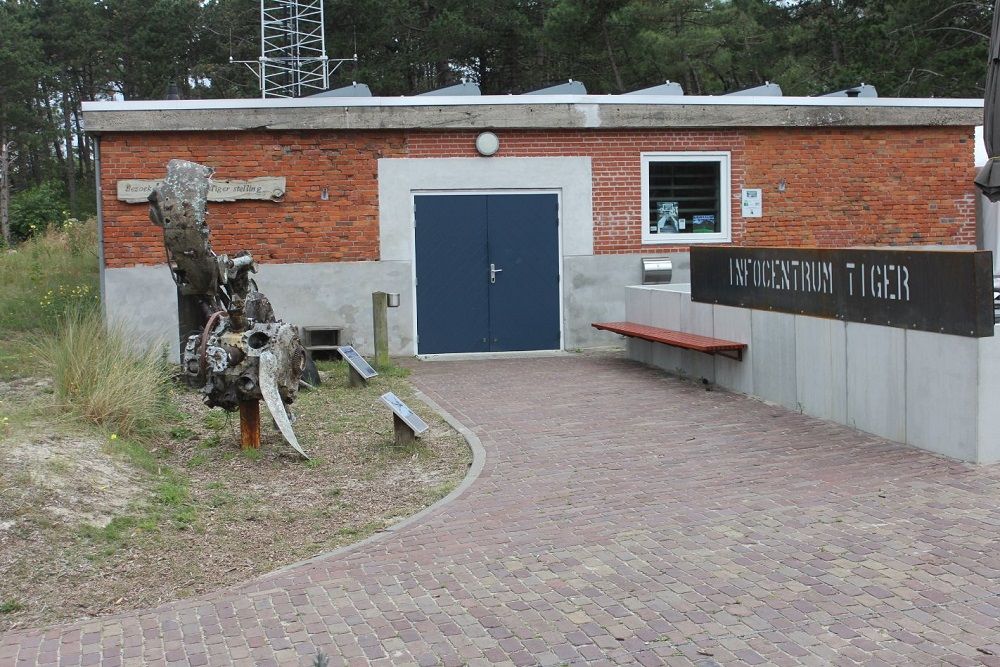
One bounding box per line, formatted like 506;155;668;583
233;1;356;98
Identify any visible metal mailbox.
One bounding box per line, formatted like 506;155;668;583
641;257;673;285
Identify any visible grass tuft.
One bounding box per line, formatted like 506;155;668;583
0;599;25;614
38;309;173;438
241;448;263;462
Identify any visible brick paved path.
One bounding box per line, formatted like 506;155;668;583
4;353;1000;666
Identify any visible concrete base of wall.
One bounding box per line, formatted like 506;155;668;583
624;284;1000;464
103;264;180;359
565;252;689;349
103;253;691;360
104;261;417;361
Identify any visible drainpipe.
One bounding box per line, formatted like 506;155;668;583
94;137;106;319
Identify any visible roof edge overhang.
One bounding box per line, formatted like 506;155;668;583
81;95;983;133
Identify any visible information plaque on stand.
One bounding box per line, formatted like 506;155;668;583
339;345;378;386
380;392;429;445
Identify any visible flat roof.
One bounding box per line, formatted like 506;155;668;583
81;95;982;133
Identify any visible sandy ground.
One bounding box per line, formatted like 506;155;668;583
0;363;471;632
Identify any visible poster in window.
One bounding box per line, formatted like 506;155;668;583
692;214;716;233
653;201;680;234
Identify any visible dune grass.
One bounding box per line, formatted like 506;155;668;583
38;309;173;437
0;219;173;436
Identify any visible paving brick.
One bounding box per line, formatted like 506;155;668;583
4;354;1000;664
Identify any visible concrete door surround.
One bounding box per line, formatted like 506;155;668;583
378;157;594;260
378;157;593;356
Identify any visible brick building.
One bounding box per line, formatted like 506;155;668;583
82;94;981;358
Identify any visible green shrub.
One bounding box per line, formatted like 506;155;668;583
8;181;68;241
0;218;99;332
39;309;172;437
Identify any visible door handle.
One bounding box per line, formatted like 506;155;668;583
490;263;503;284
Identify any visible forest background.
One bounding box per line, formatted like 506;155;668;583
0;0;993;244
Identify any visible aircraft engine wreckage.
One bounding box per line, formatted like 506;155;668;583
148;159;309;459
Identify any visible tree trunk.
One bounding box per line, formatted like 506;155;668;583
39;87;64;167
602;22;624;93
74;106;90;181
683;52;702;95
1;126;11;246
63;90;78;218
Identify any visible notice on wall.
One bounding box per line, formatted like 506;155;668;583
690;246;995;337
741;189;762;217
117;177;286;203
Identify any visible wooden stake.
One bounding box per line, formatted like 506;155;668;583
372;291;389;369
347;364;366;387
239;400;261;449
393;413;417;447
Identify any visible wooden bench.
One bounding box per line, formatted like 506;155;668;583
592;321;747;361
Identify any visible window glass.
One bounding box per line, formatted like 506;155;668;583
647;161;721;236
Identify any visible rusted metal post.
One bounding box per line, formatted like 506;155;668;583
239;399;261;449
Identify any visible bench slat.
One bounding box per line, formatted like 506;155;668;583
592;322;747;357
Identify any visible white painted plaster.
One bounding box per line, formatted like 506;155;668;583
564;255;642;349
378;157;593;261
254;260;415;356
104;265;179;360
106;260;418;360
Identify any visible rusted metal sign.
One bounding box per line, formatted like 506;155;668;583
690;246;994;337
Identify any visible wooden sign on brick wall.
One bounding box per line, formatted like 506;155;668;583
116;177;286;203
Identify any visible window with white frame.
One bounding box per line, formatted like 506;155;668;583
641;152;731;244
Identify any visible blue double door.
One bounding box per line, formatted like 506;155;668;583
414;193;561;354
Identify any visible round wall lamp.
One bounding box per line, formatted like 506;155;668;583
475;131;500;157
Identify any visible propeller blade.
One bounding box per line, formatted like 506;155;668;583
259;350;309;459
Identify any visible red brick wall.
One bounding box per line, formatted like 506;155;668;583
407;127;977;252
99;126;975;268
100;130;406;268
406;129;748;254
742;127;977;247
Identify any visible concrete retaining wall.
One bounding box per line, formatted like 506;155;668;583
623;284;1000;463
